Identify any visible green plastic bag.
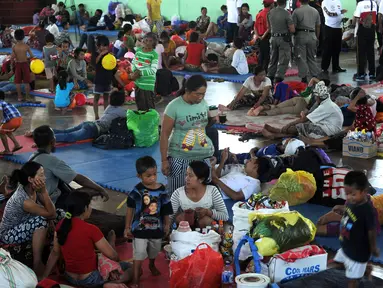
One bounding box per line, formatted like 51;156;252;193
126;109;160;147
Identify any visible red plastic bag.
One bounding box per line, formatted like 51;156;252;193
170;243;224;288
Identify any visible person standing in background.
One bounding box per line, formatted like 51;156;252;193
147;0;163;36
310;0;325;57
292;0;321;83
226;0;243;43
321;0;347;73
354;0;378;81
267;0;295;83
254;0;274;73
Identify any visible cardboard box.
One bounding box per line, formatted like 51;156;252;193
342;138;377;159
260;251;327;284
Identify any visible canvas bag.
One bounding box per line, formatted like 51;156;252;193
0;248;37;288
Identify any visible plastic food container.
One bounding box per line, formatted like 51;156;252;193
235;273;271;288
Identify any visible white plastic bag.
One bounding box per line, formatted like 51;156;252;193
0;248;37;288
232;201;290;232
171;15;180;25
170;230;221;260
136;19;151;33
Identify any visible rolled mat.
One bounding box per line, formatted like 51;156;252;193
85;96;136;106
30;90;55;99
171;68;299;83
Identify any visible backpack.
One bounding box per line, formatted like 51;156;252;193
258;155;289;183
93;117;134;150
155;69;179;96
361;0;374;28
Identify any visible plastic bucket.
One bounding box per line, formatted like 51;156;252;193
235;273;270;288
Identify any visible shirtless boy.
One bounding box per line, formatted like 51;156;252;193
12;29;35;102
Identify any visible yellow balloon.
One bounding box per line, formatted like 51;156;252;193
30;59;45;74
101;54;117;70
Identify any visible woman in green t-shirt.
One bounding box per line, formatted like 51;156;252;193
160;75;215;194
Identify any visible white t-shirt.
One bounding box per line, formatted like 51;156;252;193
114;40;123;49
243;76;272;98
47;24;60;39
354;0;378;24
155;44;165;69
219;165;261;200
307;97;344;136
227;0;243;24
322;0;343;28
231;49;249;75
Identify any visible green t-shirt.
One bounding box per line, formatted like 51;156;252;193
164;97;214;160
132;48;158;92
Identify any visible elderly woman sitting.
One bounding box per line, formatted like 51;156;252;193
170;161;229;229
262;81;344;140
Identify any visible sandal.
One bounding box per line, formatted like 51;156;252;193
11;146;23;153
239;132;262;142
0;151;13;156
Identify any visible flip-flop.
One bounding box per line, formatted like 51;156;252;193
12;146;23;153
0;151;13;156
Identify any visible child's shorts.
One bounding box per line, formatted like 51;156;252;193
14;62;30;84
133;238;162;261
94;84;111;95
334;248;367;279
45;67;56;80
0;117;23;134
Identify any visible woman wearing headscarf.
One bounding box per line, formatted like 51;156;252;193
261;81;344;139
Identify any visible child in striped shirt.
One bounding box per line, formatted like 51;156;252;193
129;32;158;111
0;91;23;155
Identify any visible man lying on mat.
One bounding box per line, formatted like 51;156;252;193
26;125;109;207
261;81;343;141
25;90;126;143
245;77;326;117
219;66;272;111
210;148;261;201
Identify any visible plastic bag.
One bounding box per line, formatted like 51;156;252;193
170;230;221;260
126;109;160;147
248;211;316;256
170;243;224;288
0;248;38;287
269;169;316;206
133;19;151;33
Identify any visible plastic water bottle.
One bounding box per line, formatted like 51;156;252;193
221;261;234;287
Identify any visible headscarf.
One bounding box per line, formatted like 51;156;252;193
313;81;330;100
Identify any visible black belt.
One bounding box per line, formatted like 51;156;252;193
296;29;315;32
271;33;289;37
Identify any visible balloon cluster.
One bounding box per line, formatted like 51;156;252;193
346;128;376;143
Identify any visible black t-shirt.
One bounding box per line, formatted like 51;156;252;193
341;104;356;127
94;53;115;87
127;183;173;239
340;201;376;262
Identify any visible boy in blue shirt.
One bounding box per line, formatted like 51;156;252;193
124;156;172;286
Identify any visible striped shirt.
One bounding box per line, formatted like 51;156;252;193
170;185;229;222
0;101;21;123
132;48;158;92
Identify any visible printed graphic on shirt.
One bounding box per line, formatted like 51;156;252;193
180;111;209;151
137;192;161;231
339;207;357;241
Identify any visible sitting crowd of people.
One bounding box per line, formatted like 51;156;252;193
0;0;382;287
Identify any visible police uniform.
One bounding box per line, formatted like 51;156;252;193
292;3;321;80
355;0;378;79
321;0;345;73
267;5;294;80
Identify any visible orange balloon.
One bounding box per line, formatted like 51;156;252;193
119;70;129;83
